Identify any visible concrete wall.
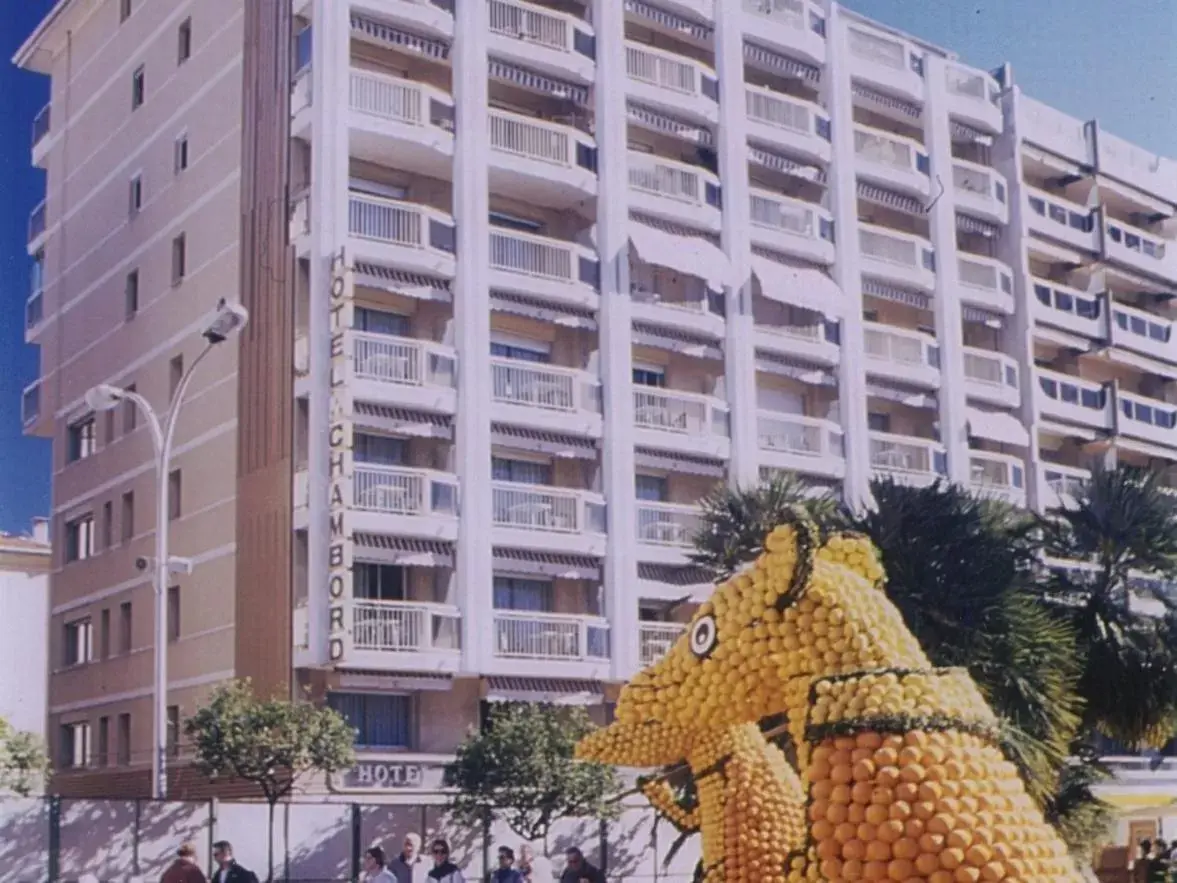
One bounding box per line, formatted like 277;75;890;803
0;568;49;737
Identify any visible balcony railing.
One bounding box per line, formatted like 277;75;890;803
625;42;716;103
490;359;598;414
488;108;596;175
26;289;43;332
349;69;453;132
1025;187;1096;248
633;389;729;439
1111;301;1175;360
1032;280;1102;337
859;225;935;274
639;622;685;666
1106;217;1173;276
969;452;1025;501
757;412;843;460
488;0;590;57
636;502;702;547
848;26;914;73
854;126;928;179
963;348;1018;390
1036;369;1112;426
348;193;455;253
869;432;947;480
21;381;40;428
352;601;461;654
945;63;999;105
1041;464;1090;507
749;189;832;244
352;465;459;516
864;323;939;371
28;201;46;245
492;483;606;534
353;332;456;388
954;161;1006;207
493;611;609;661
959;255;1013;300
1118;390;1177;440
628;152;721;212
32;104;50;150
745;86;827;142
489;228;598;288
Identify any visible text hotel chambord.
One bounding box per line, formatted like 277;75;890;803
327;250;355;664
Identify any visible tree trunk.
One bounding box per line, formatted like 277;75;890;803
267;799;276;883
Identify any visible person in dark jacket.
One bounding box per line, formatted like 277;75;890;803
211;841;259;883
558;848;603;883
426;838;465;883
492;847;524;883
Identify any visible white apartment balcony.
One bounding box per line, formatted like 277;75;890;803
353;0;454;39
635;502;703;564
745;86;831;165
1105;218;1177;285
969;451;1026;507
630;286;725;339
870;432;947;488
854;126;930;197
633;388;731;461
1110;302;1177;365
487;109;598;205
1117;391;1177;451
352;332;458;414
943;63;1002;134
490;358;602;437
352;464;460;540
25;288;44;342
628;152;722;232
958;254;1014;315
740;0;826;65
350;600;462;674
863;322;940;388
748;189;836;266
347;192;456;278
487;0;596;82
625;42;719;125
27;200;46;254
1036;369;1113;431
21;380;40;430
758;412;845;479
488;228;599;308
963;348;1020;409
639;622;686;667
348;69;454;176
1025;188;1099;254
754;321;840;367
491;482;606;556
1039;463;1090;510
1031;280;1103;342
491;611;610;678
858;225;936;292
31;103;51;168
953;161;1008;226
846;24;924;103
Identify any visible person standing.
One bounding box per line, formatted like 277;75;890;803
363;847;397;883
161;843;207;883
389;833;428;883
211;841;258;883
1132;839;1153;883
426;839;465;883
558;848;603;883
492;847;524;883
518;845;552;883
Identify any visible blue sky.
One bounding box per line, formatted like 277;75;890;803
0;1;1173;533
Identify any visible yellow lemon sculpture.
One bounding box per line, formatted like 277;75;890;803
576;507;1081;883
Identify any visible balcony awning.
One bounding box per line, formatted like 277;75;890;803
862;277;930;311
951;120;993;147
630;222;732;292
635;447;726;478
491;424;598;460
628;101;714;147
962;305;1005;326
624;0;712;40
354;403;453;439
748;145;828;185
866;381;936;409
488;57;590;106
755;350;836;385
858;181;924;216
490;291;597;330
967;408;1030;447
484;676;604;706
957;212;999;237
851;82;921;119
338;671;453;692
632;322;723;360
351;14;450;61
752;256;844;320
353;534;454;567
354;262;452;301
493;548;601;580
743;40;820;82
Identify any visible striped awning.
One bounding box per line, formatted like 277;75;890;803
339;671;454;692
351;14;450;61
638;562;715;587
353;402;453;438
625;0;712;39
862;277;931;310
490;424;598;460
748;144;828;184
489;290;597;330
484;677;604;705
632;322;723;360
957;212;999;237
866;381;937;408
354;262;452;300
488;57;590;106
634;447;726;478
857;180;924;215
851;82;921;119
963;306;1004;325
353;534;454;567
743;40;820;82
628;101;714;147
492;547;601;579
755;351;836;385
951;120;993;146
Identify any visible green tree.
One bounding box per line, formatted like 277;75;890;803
185;679;356;881
443;703;622;846
0;717;48;796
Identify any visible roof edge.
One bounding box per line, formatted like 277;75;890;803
13;0;79;71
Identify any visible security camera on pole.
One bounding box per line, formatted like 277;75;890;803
84;299;248;800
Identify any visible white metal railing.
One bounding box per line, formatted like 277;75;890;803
353;332;456;388
757;412;843;459
970;453;1025;493
745;86;814;135
492;483;606;533
349;69;451;128
859;225;932;270
490;358;597;413
864;323;937;368
488;108;580;167
635;502;702;547
749;189;818;239
352;601;462;654
869;431;945;477
348;193;447;249
848;26;906;70
628;152;717;209
494;611;610;661
639;622;685;666
489;228;591;284
488;0;577;54
352;465;459;516
626;42;708;97
959;255;1012;295
854;126;921;173
633;389;729;438
963;347;1017;389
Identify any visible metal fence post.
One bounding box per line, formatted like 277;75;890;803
350;803;362;883
47;796;61;883
599;818;608;877
132;798;142;877
208;798;219;873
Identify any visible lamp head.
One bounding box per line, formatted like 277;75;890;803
202;298;249;344
84;383;125;412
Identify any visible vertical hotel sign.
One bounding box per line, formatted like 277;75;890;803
327;250;355;663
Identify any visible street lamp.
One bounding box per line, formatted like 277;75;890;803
84;298;248;799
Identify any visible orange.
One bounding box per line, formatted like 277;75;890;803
887;859;915;882
863;861;888;881
835;822;858;843
865;804;890;826
852;783;876;804
857;824;878;843
927;814;955;835
889;801;912;822
916;854;941;875
946;830;973;851
827;802;849;825
919;833;946;853
953;867;981;883
866;841;893;863
892;838;920;861
965;846;994;868
980;862;1007;882
877;820;905;843
853;759;877;782
929;873;953;883
940;848;965;870
843;859;865;880
843;840;867;862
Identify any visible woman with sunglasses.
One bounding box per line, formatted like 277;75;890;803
426;839;465;883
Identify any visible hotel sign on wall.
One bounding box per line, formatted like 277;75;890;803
327;250;355;664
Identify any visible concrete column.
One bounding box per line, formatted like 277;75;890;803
593;0;640;680
825;4;872;511
306;0;351;665
715;9;759;489
452;2;493;670
923;56;971;485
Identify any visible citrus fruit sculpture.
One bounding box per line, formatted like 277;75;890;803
576;508;1081;883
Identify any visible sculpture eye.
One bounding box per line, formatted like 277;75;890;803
689;614;718;659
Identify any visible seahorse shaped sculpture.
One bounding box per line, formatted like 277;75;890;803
576;508;1082;883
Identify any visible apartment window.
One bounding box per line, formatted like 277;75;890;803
490;338;550;364
63;618;94;667
354;307;410;336
354;563;406;601
67;417;97;463
632;365;666;388
636;474;669;502
166;706;180;757
122;384;137;433
97;717;109;768
105;411;116;444
60;722;92;769
128;174;143;215
120;0;132;21
102;501;114;550
327;693;411;749
121;492;135;543
177;18;192;64
168;470;182;520
125;269;139;319
171;233;186;284
169;355;184;399
167;585;181;641
353;433;407;466
65;514;95;563
131;65;145;110
493;576;552;612
491;457;551;486
119;602;133;654
868;412;892;433
174;134;189;173
99;609;111;659
117;713;131;765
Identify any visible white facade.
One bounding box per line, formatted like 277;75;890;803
0;520;51;738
